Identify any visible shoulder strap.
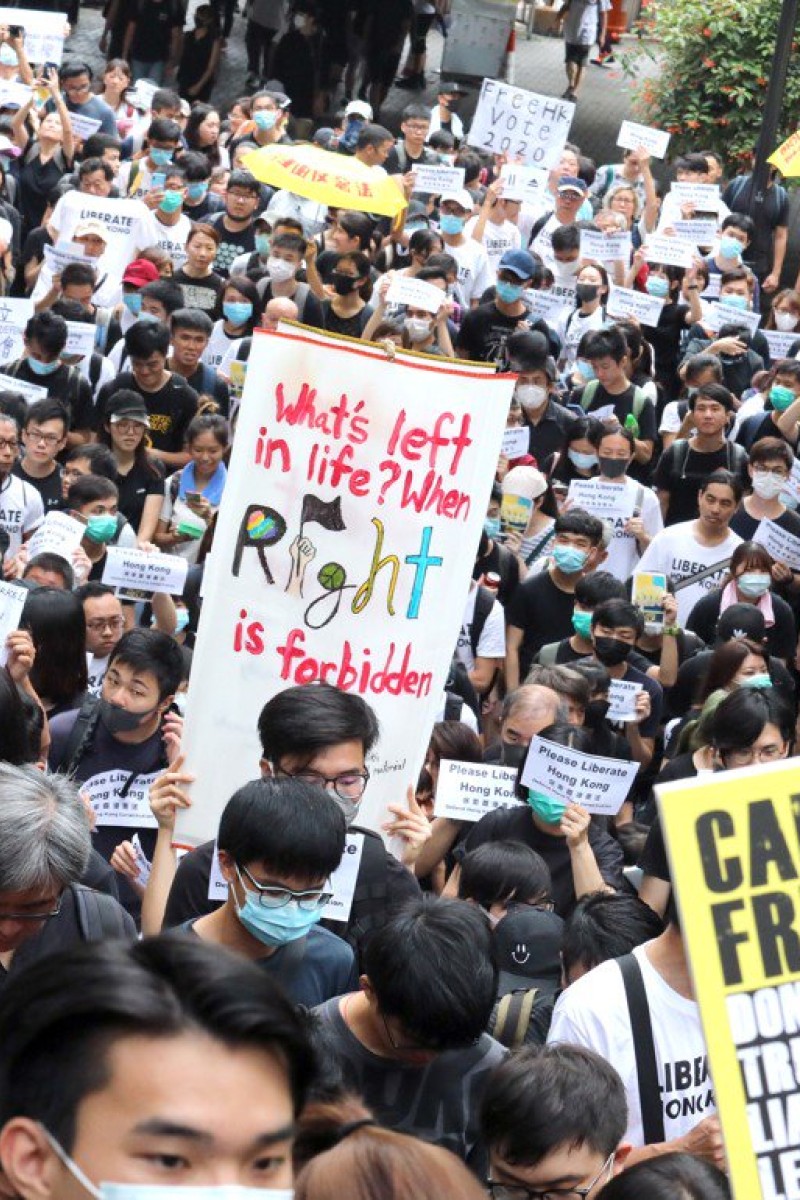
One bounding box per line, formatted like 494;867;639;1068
470;585;495;658
672;439;691;478
56;695;101;777
632;385;647;420
524;524;556;566
493;988;539;1048
617;954;666;1143
126;159;142;196
579;379;599;410
89;352;102;391
71;884;132;940
528;213;550;247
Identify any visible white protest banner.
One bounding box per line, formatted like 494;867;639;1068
0;80;31;108
50;192;155;270
434;759;521;822
102;547;189;595
673;219;719;245
468;79;574;169
177;326;512;842
275;319;498;374
580;229;632;264
499;163;549;204
411;163;465;194
617;119;670;160
752;519;800;571
606;284;665;326
64;321;97;360
704;302;762;337
0;8;67;65
763;329;798;362
0;580;26;668
501;426;530;459
25;511;86;560
84;767;161;828
670;182;721;210
319;833;364;922
701;273;722;300
0;297;33;365
567;478;635;522
386;274;445;315
525;284;575;325
0;373;46;404
643;234;697;269
67;112;102;142
43;241;89;275
607;678;641;723
521;735;639;817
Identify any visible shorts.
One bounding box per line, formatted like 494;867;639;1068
565;41;590;65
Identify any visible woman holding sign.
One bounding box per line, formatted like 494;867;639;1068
11;69;75;234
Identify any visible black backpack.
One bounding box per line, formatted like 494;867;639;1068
322;829;390;959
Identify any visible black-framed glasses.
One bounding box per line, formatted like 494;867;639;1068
485;1153;615;1200
237;865;332;911
0;892;63;923
275;767;370;802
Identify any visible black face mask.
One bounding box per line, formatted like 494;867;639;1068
593;636;631;667
584;698;611;729
332;272;359;295
500;741;529;768
599;456;628;479
576;282;600;303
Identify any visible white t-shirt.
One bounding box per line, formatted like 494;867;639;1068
562;0;611;45
658;399;684;435
597;476;663;581
464;216;521;274
428;106;464;143
150;212;192;270
202;320;241;371
49;191;158;271
548;943;714;1147
456;586;505;674
636;520;742;623
446;237;493;305
530;212;561;268
86;652;110;695
78;350;116;399
0;473;44;554
561;304;606;366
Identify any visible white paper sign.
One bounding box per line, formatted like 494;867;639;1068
670;182;721;210
25;511;86;559
606;284;665;326
752;520;800;571
320;832;364;923
763;330;798;362
102;547;188;595
701;273;722;300
499;163;549;204
0;579;26;667
0;297;33;366
0;80;32;109
468;79;574;169
525;284;575;324
128;78;158;112
617;120;670;160
521;735;639;817
673;219;719;245
68;112;102;142
65;321;97;360
567;478;635;521
43;241;89;274
434;759;521;822
704;301;762;337
644;235;697;269
0;373;47;404
607;677;641;722
84;767;161;828
580;229;632;264
781;459;800;508
411;164;465;194
386;274;445;315
131;833;152;887
501;426;530;459
0;8;68;65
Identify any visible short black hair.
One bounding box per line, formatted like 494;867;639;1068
356;123;394;151
554;509;604;546
25;311;67;355
65;443;118;480
699;468;743;503
583;327;627;363
141;278;186;314
78;157;114;182
721;212;755;240
227;168;261;195
23;553;74;590
363;898;497;1049
218;776;346;878
574;571;627;609
75;581;116;604
598;1153;730;1199
108;628;184;699
60;262;98;290
58;60;92;82
591;598;643;636
675;153;710;175
688;382;736;413
257;684;379;766
271;231;306;257
180;150;212;182
125;320;171;359
25;399;69;433
458;840;551;908
67;474;119;509
0;936;316;1151
171;308;214;335
711;687;794;756
561;893;664;980
80;136;121;161
147;116;182;144
401;103;430;123
551;224;580;253
480;1044;628;1165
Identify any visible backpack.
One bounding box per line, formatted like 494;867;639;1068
492;988;540;1048
54;694;168;779
3;358;83;410
668;437;746;477
73;883;134;939
579;378;648;421
324;828;391;958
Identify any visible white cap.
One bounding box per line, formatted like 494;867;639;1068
345;99;373;121
439;188;474;211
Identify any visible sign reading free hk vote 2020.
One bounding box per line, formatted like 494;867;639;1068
178;328;513;840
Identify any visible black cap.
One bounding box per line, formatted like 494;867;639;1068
438;81;468;96
494;906;564;996
716;603;767;644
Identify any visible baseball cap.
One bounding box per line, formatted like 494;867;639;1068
107;394;151;427
716;603;767;644
494;907;564;997
557;175;586;195
505;330;557;380
499;248;537;280
439;188;473;211
345;99;373;121
122;259;161;287
73;219;109;242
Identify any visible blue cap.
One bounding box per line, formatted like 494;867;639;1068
558;175;586;194
499;249;537;280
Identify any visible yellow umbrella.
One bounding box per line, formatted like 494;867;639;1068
242;142;408;217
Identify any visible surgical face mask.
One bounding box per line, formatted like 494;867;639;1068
254;109;278;131
267;255;296;282
439;213;465;236
576;360;595;382
552;544;588;574
27;355;60;376
158;190;183;214
99;697;157;734
719;236;743;260
751;470;787;500
553;258;580;280
186;181;208;203
516;383;548;410
85;514;118;544
645;275;669;298
123;292;142;315
0;44;17;66
770;384;796;412
175;607;191;632
567;448;598;472
593;635;631;666
526;788;567;826
404;316;432;343
740;673;772;690
223;300;253;325
599;456;628;479
255;232;271;257
737;572;771;598
774;310;798;332
571;609;593;638
576;282;600;304
149;147;173;166
234;867;323;946
721;293;749;311
138;311;160;324
484;515;501;539
496;279;523;304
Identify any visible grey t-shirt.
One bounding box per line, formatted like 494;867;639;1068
312;997;507;1173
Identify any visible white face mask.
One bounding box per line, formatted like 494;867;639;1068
266;256;296;283
751;470;787;501
404;316;432;343
774;310;798;332
553;259;580;281
516;383;548;410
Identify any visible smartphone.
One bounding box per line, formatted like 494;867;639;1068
186;491;202;503
151;172;166;190
8;26;22;39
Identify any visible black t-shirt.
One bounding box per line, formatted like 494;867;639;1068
536;636;654;677
1;360;94;435
730;505;800;544
321;303;373;338
130;0;183;59
185;364;231;418
525;400;576;471
506;570;579;679
724;176;789;277
172;268;225;316
736;411;793;453
642;300;689;397
115;457;165;532
12;461;62;512
462;806;624;918
20;224;52;270
95;372;199;453
258;280;325;329
610;661;663;741
383;143;438;175
472;539;521;608
686;588;797;663
457;302;556;365
653;441;749;525
667;649;796;718
571;381;657;446
207;214;257;277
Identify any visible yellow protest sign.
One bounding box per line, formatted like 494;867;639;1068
657;759;800;1199
768;131;800;177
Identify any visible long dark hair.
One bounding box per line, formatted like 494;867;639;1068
97;390;162;481
184;104;223;170
22;588;88;707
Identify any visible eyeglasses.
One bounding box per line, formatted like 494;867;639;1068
0;437;18;451
0;892;63;923
86;616;126;632
485;1153;615;1200
26;428;62;446
237;865;332;911
275;767;370;801
64;82;91;95
111;419;147;433
724;744;786;767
